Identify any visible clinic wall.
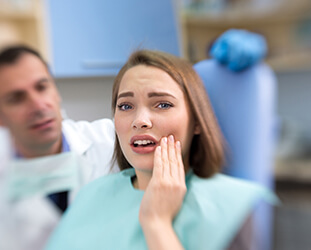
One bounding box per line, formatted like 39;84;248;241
55;77;114;121
56;69;311;134
277;70;311;131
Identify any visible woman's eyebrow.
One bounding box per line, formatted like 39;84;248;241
148;92;176;99
117;91;134;99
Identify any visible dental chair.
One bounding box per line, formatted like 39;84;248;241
194;59;278;250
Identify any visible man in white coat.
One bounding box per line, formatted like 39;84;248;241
0;46;118;250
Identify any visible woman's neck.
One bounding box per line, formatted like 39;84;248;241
133;170;152;190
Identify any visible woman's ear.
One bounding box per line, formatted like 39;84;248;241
194;123;201;135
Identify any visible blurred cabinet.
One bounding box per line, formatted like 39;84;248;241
181;0;311;72
0;0;181;78
44;0;181;78
0;0;47;57
275;158;311;183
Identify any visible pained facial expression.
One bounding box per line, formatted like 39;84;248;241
114;65;197;173
0;53;63;153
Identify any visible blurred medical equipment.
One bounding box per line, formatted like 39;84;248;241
194;58;278;250
209;29;267;72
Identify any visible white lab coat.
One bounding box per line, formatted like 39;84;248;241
62;118;119;183
0;118;119;250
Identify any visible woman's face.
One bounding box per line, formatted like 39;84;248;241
114;65;197;173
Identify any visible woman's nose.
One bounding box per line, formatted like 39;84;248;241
132;111;152;129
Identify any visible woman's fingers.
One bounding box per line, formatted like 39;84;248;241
161;137;170;178
176;141;185;181
168;135;178;178
156;135;184;181
152;146;162;179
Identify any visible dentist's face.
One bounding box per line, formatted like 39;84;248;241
114;65;196;173
0;53;62;155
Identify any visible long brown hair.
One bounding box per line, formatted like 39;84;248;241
112;50;224;178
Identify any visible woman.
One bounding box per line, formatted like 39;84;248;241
46;50;276;250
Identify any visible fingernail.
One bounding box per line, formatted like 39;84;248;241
176;141;181;148
162;137;167;143
168;135;174;142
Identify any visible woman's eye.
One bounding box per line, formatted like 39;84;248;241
117;103;133;111
157;102;173;109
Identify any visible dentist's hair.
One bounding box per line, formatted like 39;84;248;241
112;50;224;177
0;45;49;70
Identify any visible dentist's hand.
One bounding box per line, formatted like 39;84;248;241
139;135;186;250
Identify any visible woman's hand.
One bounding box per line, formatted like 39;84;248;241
139;135;186;250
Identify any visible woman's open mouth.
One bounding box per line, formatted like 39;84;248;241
133;140;156;147
130;136;158;154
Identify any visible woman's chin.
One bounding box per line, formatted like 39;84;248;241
128;157;154;172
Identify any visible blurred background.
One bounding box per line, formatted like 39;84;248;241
0;0;311;249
